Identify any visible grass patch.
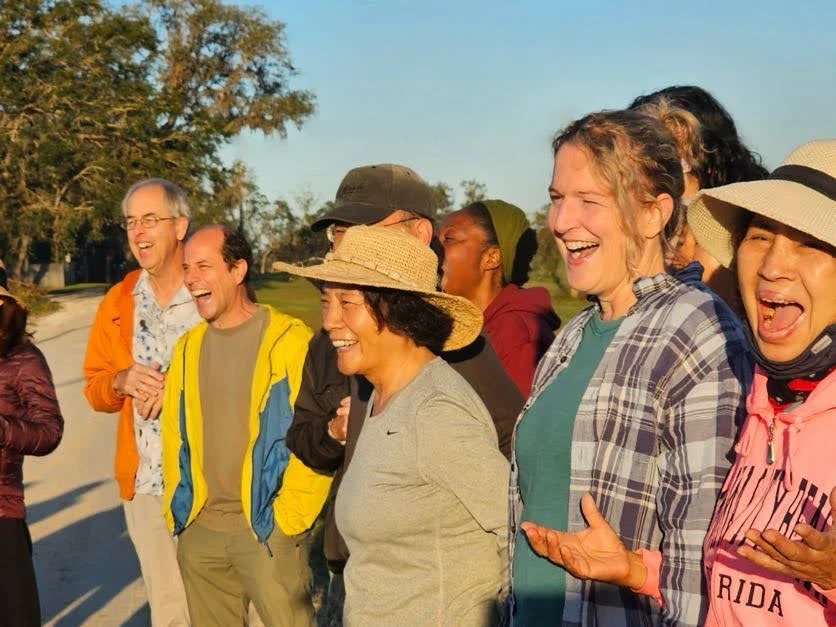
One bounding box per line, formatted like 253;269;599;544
253;274;322;329
526;280;589;324
8;280;62;317
50;282;109;295
253;274;588;331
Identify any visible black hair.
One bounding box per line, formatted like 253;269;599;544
462;202;538;287
0;296;31;358
362;288;453;355
629;86;768;188
220;226;255;286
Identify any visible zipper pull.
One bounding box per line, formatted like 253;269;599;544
766;420;776;465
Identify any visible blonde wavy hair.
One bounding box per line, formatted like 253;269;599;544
551;108;689;270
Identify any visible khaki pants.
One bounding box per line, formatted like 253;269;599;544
123;494;190;627
177;522;313;627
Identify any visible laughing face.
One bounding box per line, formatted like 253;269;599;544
548;142;634;305
183;227;247;327
124;184;188;273
438;208;494;300
320;285;398;378
737;215;836;362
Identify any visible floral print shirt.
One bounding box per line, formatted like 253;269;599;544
132;271;201;495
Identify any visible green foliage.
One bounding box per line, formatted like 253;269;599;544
460;179;488;206
8;279;61;317
0;0;315;276
253;274;587;332
430;181;454;218
255;191;331;272
253;275;321;328
529;205;572;294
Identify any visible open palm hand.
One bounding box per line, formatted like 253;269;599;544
520;493;632;585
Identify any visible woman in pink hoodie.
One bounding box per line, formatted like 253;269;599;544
689;139;836;625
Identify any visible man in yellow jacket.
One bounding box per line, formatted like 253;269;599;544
161;225;331;627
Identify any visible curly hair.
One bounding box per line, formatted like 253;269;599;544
363;288;453;355
635;97;705;177
552;109;685;269
629;86;768;187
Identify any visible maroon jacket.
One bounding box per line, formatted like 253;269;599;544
0;343;64;519
483;283;560;396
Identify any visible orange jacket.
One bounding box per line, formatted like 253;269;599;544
83;270;141;500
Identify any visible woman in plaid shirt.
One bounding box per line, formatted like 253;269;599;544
511;109;752;626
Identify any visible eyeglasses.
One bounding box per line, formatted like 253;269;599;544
326;214;422;244
121;215;177;231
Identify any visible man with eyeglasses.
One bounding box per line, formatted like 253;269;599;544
283;163;523;625
83;178;198;626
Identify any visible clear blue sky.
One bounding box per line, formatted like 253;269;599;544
223;0;836;215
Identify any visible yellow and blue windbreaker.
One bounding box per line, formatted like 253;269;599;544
161;306;333;543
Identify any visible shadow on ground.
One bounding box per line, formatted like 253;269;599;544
32;484;149;625
27;481;106;526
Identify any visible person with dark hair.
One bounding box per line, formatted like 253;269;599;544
82;178;197;625
630;85;769;304
161;225;331;626
283;164;524;625
275;226;509;625
439;200;559;394
689;140;836;626
0;271;63;626
511;110;751;626
629;85;768;191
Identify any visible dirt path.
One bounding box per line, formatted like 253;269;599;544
27;291;149;626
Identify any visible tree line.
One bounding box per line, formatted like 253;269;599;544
0;0;568;290
1;0;314;278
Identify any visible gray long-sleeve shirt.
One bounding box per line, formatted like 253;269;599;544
336;357;510;626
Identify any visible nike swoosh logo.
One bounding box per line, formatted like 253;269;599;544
386;430;399;435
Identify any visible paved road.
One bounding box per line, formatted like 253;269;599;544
27;292;149;626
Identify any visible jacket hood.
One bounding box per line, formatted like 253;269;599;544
735;366;836;489
484;284;560;328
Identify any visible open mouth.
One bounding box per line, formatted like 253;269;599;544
331;339;358;352
190;288;211;302
757;297;804;335
563;240;599;260
136;242;153;253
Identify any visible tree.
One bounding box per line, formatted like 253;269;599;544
0;0;315;276
529;205;574;295
430;182;454;218
0;0;161;272
460;179;488;206
258;191;330;272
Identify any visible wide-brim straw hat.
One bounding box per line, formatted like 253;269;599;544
273;225;483;351
688;139;836;268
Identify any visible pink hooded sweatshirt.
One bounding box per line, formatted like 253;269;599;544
703;367;836;625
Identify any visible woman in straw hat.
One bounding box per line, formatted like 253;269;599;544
275;225;510;626
0;270;64;626
438;199;559;395
690;139;836;625
511;109;751;626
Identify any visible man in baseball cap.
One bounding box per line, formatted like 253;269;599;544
311;163;436;249
284;162;523;624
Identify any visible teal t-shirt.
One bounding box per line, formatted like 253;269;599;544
513;312;622;625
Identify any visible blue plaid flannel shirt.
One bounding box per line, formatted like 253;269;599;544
508;264;752;626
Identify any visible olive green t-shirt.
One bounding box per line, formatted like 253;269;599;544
196;306;268;531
